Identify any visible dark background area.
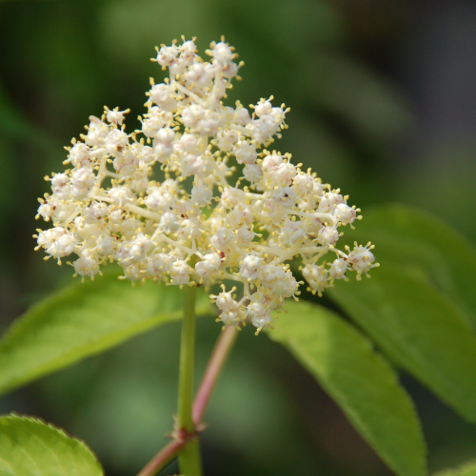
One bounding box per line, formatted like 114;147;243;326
1;0;476;474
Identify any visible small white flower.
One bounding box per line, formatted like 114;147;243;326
156;44;179;67
348;244;376;278
240;254;263;280
170;260;191;285
73;249;100;278
191;184;213;206
108;186;134;206
302;264;328;296
37;227;77;259
195;253;221;279
85;116;108;146
159;211;180;233
334;203;357;224
105;129;129;157
317;226;339;246
148;83;177;111
330;258;349;280
106;108;128;125
67;143;92;168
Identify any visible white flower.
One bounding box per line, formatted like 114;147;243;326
67;143;92;168
37;227;77;259
210;41;234;67
243;164;263;184
156;44;179;67
51;173;70;200
148;83;177;111
317;226;339;246
348;244;377;279
105;129;129;157
240;254;263;281
106;107;128;125
35;37;376;332
159;211;180;233
195;253;221;280
85;116;108;146
71;168;95;199
233;140;257;164
191;184;213;206
108;186;134;206
302;264;328;296
330;258;349;280
334;203;357;224
170;260;191;285
73;249;100;278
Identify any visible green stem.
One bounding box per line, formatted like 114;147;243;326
177;283;203;476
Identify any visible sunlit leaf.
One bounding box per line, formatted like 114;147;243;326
341;203;476;325
0;414;103;476
0;268;211;397
329;265;476;422
266;300;426;476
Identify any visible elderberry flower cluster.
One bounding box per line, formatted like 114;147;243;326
35;37;378;333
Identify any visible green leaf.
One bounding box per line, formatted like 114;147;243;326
329;265;476;422
0;268;211;397
434;460;476;476
0;414;103;476
343;203;476;325
266;300;426;476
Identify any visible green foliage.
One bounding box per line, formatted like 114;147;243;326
0;414;103;476
266;301;426;476
0;268;211;397
434;461;476;476
329;205;476;423
330;266;476;422
338;203;476;325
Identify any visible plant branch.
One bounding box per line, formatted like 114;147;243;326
136;439;185;476
193;326;238;424
136;307;239;476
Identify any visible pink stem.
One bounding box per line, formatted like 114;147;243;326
193;326;238;424
136;438;185;476
136;325;239;476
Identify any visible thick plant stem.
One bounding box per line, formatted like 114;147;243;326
136;320;239;476
177;283;203;476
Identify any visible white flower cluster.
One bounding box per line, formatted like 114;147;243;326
35;37;378;333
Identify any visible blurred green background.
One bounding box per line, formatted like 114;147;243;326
1;0;476;474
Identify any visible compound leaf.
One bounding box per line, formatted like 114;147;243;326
341;203;476;325
0;269;211;397
329;265;476;422
266;300;426;476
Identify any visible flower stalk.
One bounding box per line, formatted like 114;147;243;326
136;311;239;476
177;281;202;476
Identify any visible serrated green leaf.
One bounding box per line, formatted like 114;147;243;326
343;203;476;325
266;301;426;476
0;269;211;397
0;414;103;476
329;265;476;422
434;460;476;476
